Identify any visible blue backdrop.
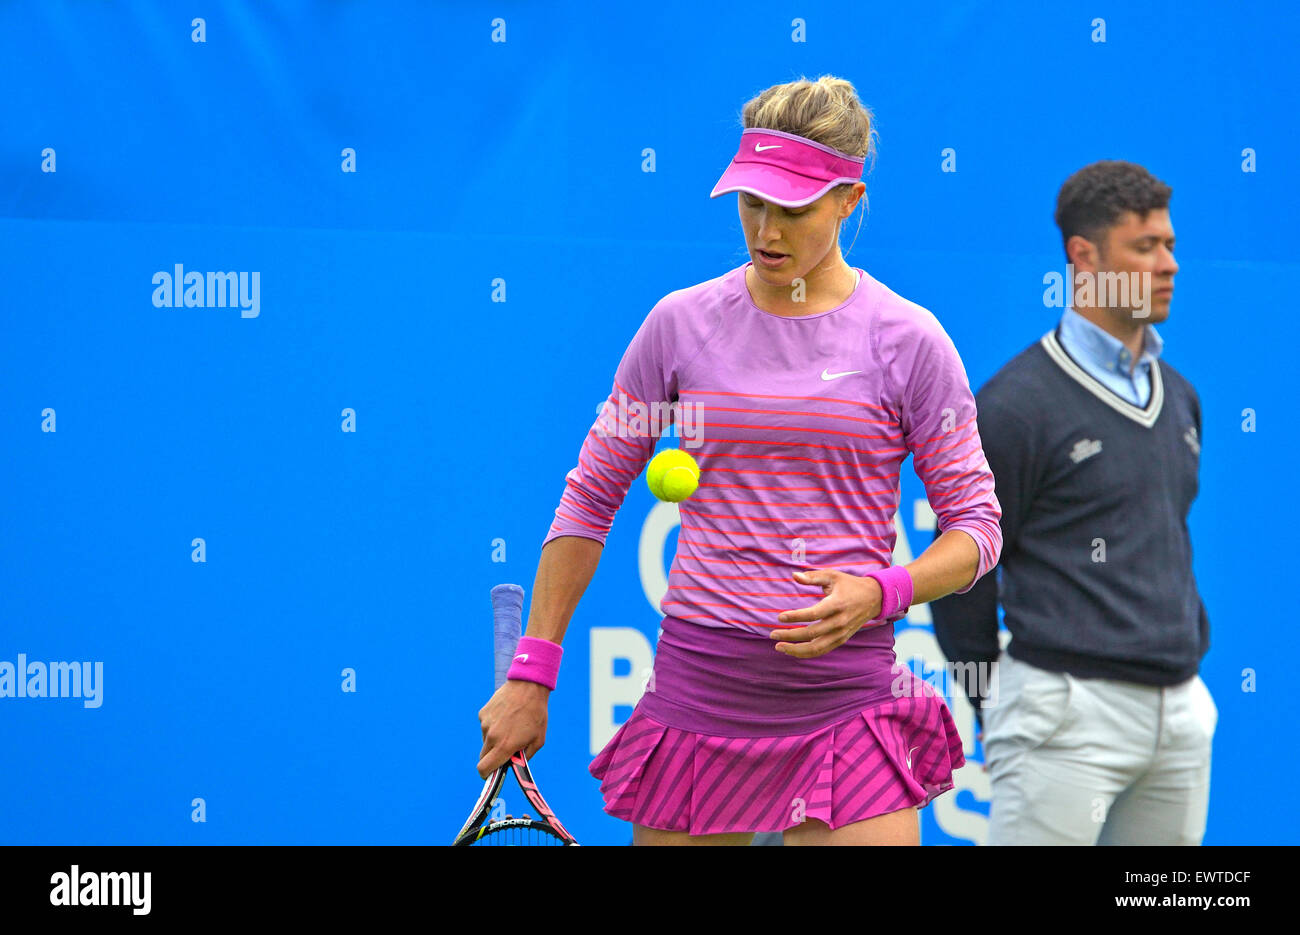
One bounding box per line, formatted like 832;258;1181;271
2;0;1295;845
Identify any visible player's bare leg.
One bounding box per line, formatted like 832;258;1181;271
633;824;755;846
782;807;919;845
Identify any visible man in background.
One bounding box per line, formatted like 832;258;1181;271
930;160;1216;845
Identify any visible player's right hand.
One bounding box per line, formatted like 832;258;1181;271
476;679;550;778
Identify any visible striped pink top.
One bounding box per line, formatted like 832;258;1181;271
543;262;1002;637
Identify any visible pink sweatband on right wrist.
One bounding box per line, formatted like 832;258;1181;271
506;636;564;690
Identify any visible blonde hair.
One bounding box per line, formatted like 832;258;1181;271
738;75;877;255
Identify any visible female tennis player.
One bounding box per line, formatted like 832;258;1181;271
477;75;1003;845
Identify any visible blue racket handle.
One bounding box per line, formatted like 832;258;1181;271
491;584;524;691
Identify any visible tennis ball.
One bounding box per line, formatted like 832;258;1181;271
647;449;700;502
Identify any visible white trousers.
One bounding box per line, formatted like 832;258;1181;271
983;651;1217;846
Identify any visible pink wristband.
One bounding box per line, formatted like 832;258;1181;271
863;566;914;624
506;636;564;690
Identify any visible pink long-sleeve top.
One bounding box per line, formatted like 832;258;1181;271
543;262;1002;732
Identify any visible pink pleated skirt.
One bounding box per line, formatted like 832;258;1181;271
588;616;966;836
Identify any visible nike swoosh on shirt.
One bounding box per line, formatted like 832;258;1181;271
821;368;863;381
754;143;782;152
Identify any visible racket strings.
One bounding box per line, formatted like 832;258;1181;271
474;822;567;846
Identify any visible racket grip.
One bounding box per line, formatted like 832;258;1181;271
491;584;525;691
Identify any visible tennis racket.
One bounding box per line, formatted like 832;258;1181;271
452;583;578;846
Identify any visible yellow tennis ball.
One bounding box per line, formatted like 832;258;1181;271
647;449;700;502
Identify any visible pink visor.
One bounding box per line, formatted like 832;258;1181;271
710;128;865;208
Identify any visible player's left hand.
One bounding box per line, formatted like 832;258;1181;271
770;568;885;658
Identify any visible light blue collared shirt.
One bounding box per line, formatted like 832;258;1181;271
1056;307;1164;407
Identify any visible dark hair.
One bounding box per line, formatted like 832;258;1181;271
1054;160;1172;258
